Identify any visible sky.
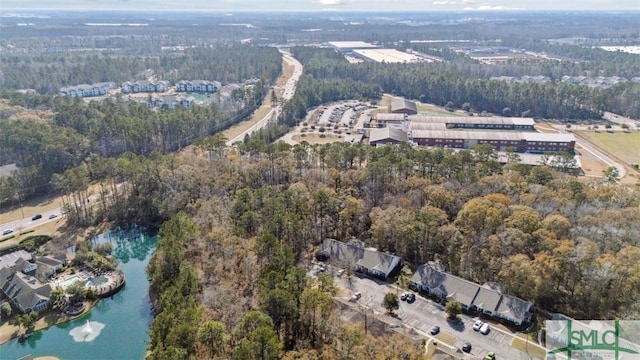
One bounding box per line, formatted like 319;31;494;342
1;0;639;12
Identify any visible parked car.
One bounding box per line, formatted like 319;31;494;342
2;229;14;236
400;292;408;301
480;323;491;335
406;293;416;303
336;269;345;276
430;326;440;335
473;320;484;331
31;214;42;221
349;292;361;302
485;351;496;359
49;213;58;219
462;343;472;353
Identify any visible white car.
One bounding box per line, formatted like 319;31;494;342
336;269;345;276
480;323;490;335
473;320;484;331
349;292;361;302
2;229;14;236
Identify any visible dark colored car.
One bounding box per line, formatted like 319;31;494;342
32;214;42;221
462;343;472;353
406;293;416;303
430;326;440;335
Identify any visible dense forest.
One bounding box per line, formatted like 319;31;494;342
0;44;282;94
2;10;640;358
109;137;639;358
291;46;640;119
0;65;272;205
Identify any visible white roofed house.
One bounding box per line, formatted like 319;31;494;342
148;95;194;110
319;238;401;279
176;80;222;93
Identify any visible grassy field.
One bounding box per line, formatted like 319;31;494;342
433;331;457;346
511;337;547;359
576;130;640;166
222;54;294;142
380;94;460;116
416;104;459;116
222;105;273;141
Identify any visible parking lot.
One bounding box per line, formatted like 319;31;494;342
308;263;544;359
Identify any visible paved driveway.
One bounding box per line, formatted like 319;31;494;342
315;268;543;360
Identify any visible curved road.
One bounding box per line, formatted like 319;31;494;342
226;50;303;146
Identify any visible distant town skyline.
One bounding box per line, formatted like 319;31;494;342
2;0;639;12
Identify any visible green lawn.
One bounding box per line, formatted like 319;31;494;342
416;104;459;116
511;337;547;359
576;130;640;165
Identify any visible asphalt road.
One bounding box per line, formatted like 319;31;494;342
310;264;544;360
1;208;62;241
226;50;303;146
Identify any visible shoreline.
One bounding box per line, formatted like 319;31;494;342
0;299;98;347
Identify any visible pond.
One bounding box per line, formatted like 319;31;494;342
0;226;157;360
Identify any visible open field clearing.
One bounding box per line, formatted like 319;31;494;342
222;104;273;142
576;130;640;166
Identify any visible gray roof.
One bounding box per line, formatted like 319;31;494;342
36;256;63;268
0;250;32;268
411;263;533;324
474;286;502;311
408;115;535;127
14;258;36;274
320;238;400;277
369;127;409;144
375;113;406;122
407;122;447;130
390;98;418;114
0;266;52;312
411;130;575;143
495;294;533;322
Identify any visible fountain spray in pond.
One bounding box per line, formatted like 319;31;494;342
69;320;105;342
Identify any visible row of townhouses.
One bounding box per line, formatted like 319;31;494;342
121;80;171;94
175;80;222;93
60;79;221;98
319;238;533;326
147;95;195;110
59;82;117;98
0;250;65;314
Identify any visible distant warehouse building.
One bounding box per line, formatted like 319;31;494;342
408;115;535;131
327;41;378;52
369;127;409;146
410;130;576;153
390;98;418;115
372;113;406;129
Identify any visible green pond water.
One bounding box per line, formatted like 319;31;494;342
0;226;157;360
